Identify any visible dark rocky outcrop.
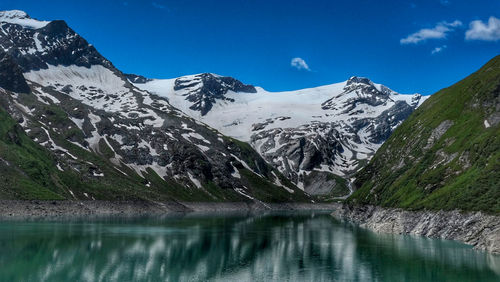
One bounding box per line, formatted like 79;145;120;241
125;73;152;84
174;73;257;115
0;51;30;93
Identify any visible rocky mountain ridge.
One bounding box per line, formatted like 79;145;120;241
133;72;427;197
0;10;308;202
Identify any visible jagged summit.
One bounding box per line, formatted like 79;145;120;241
173;73;256;94
342;75;396;96
171;73;257;115
125;73;152;84
0;12;112;72
346;76;373;86
0;10;49;29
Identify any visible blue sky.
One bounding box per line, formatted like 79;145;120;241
2;0;500;94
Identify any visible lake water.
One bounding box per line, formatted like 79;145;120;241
0;211;499;281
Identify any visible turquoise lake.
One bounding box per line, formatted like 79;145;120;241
0;211;499;281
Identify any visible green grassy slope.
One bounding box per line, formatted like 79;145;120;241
349;55;500;213
0;105;180;201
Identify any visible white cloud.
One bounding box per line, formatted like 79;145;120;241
465;16;500;41
431;45;447;54
290;57;311;71
400;20;462;44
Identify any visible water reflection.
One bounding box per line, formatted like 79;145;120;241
0;212;498;281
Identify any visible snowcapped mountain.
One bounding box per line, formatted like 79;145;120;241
0;10;427;201
0;10;309;202
133;73;427;196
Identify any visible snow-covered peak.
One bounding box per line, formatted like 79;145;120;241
340;75;404;100
0;10;49;29
0;10;29;19
346;76;373;86
134;72;428;192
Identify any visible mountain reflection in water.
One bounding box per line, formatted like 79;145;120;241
0;211;499;281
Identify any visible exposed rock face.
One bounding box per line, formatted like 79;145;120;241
351;100;415;144
424;120;454;150
0;18;113;71
173;73;257;115
249;77;424;192
0;51;30;93
125;73;152;84
250;122;346;191
332;204;500;254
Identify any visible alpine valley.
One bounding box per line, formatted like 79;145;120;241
0;11;499;253
0;10;426;202
1;3;500;281
132;74;426;197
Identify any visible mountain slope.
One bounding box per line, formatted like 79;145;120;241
133;73;426;197
0;10;309;203
349;55;500;213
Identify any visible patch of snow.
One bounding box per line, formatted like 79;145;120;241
234;187;255;200
113;166;128;176
24;65;134;114
271;171;294;193
69;117;84;130
85;113;102;152
231;166;241;178
68;140;89;151
0;10;50;29
40;127;78;160
196;144;210;152
187;172;202;188
33;32;43;51
230;154;257;174
484;119;491;128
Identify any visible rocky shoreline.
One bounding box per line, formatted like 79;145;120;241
0;200;340;219
332;204;500;254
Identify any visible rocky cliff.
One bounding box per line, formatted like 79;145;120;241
332;204;500;253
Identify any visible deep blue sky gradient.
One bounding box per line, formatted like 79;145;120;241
2;0;499;94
